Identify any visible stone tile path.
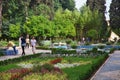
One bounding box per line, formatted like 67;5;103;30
91;50;120;80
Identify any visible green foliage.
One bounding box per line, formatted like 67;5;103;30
35;4;52;19
75;6;103;40
87;29;98;41
22;9;76;39
0;41;8;47
59;0;75;11
110;0;120;34
54;9;76;38
24;15;54;37
34;62;58;72
98;45;105;49
0;53;42;67
92;47;98;53
23;73;67;80
54;0;62;11
0;64;20;72
41;63;54;71
52;48;76;55
62;54;108;80
109;48;115;54
9;23;21;38
0;53;108;80
66;39;72;44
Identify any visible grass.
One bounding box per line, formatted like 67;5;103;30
0;64;21;72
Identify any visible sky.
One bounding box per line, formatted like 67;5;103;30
74;0;112;20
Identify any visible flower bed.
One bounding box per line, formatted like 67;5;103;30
0;53;108;80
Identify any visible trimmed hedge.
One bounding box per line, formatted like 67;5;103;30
63;54;109;80
0;53;42;66
52;48;76;55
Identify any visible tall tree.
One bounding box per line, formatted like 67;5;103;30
86;0;105;12
54;0;61;11
59;0;75;11
110;0;120;34
75;6;103;41
86;0;107;39
29;0;54;20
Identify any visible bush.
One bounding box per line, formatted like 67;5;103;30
0;49;5;56
109;48;115;53
71;45;77;49
63;54;108;80
52;48;76;55
0;41;8;47
98;45;105;49
66;39;72;44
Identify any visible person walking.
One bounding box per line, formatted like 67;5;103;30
21;35;26;55
30;36;37;54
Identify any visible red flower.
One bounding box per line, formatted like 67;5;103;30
50;58;62;64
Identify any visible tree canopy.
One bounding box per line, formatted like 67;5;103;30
0;0;118;43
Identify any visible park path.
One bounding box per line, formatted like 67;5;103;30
0;47;51;61
91;50;120;80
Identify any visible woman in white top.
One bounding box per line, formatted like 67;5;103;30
30;37;37;54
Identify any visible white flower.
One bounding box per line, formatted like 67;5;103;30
17;63;33;68
54;63;80;68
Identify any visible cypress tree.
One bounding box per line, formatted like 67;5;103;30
86;0;107;39
110;0;120;34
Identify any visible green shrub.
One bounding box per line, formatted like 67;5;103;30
0;49;5;56
62;54;108;80
92;47;97;52
98;45;105;49
52;48;76;55
0;53;42;66
0;41;8;47
109;48;115;53
71;45;77;49
66;39;72;44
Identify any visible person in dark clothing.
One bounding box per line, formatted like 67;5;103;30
21;35;26;55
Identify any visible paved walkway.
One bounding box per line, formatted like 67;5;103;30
0;47;51;61
91;50;120;80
